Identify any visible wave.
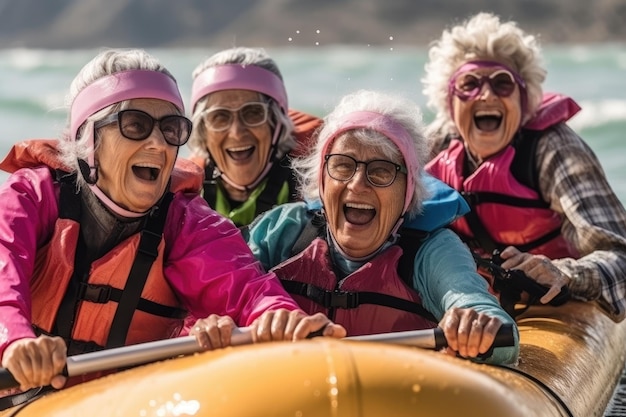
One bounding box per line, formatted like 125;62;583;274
569;99;626;131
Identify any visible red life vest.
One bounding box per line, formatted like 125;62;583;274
426;138;578;259
271;238;437;336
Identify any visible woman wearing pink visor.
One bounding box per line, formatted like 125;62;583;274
188;47;321;227
0;49;344;401
245;90;519;365
424;13;626;321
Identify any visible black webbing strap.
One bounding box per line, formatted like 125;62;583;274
281;280;437;322
105;192;174;349
53;175;85;344
77;283;187;319
201;163;218;208
255;157;297;215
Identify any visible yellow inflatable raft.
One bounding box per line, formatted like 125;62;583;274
1;300;624;417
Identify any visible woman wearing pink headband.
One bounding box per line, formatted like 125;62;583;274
424;12;626;321
0;48;344;402
245;90;519;365
188;46;321;227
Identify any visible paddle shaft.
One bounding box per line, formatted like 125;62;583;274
0;324;514;390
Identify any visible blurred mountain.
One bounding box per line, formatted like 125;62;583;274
0;0;624;49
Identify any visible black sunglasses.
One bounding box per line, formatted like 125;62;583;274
94;109;192;147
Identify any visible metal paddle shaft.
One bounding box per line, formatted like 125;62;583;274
0;324;514;390
348;323;515;350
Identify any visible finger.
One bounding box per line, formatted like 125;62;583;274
293;312;328;340
217;317;236;348
283;310;304;341
192;316;219;350
269;309;290;341
478;319;502;354
253;311;275;343
465;318;486;358
439;308;462;352
540;285;561;304
456;311;479;357
323;323;347;338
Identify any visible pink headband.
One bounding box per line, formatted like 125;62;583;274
70;70;184;141
320;111;418;213
190;64;288;113
447;60;527;119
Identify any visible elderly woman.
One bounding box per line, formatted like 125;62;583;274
245;89;519;365
423;12;626;321
188;46;321;227
0;49;344;399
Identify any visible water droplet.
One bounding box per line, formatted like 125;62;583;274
390;47;394;51
316;29;321;34
296;30;300;34
389;36;394;41
288;37;293;42
315;42;320;46
330;387;339;396
412;384;422;393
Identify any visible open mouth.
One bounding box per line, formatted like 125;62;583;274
132;164;161;181
226;145;256;161
343;202;376;225
473;110;503;132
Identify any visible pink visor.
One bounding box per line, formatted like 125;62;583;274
320;111;418;213
70;70;184;141
190;64;288;113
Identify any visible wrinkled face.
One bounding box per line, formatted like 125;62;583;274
451;66;523;160
203;89;273;186
95;98;178;213
322;134;406;258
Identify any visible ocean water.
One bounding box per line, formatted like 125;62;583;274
0;44;625;205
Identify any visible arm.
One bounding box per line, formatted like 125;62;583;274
536;124;626;321
0;167;58;359
245;202;310;271
163;196;304;327
413;228;519;364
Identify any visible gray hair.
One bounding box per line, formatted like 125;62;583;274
422;12;546;130
57;48;177;188
187;46;295;162
293;89;430;218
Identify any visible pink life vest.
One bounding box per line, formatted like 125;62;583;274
425;93;581;259
270;238;437;336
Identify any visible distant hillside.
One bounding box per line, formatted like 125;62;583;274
0;0;624;49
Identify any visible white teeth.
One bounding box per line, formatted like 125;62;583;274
475;110;502;117
227;145;253;152
346;202;374;210
134;163;160;169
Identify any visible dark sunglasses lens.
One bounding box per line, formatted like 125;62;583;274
160;116;191;146
119;111;154;140
491;73;516;97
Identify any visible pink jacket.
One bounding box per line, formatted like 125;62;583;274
0;140;301;359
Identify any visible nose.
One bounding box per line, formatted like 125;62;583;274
477;81;496;100
144;123;168;147
227;114;247;136
346;165;370;191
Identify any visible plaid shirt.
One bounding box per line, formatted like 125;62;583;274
429;123;626;322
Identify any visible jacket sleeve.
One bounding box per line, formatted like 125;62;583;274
163;194;303;327
0;167;58;359
536;124;626;322
413;228;520;365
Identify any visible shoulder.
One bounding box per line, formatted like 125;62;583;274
404;174;469;232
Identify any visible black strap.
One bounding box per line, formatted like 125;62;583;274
77;283;187;319
462;191;550;209
290;210;326;256
105;192;174;349
201;163;218;208
255;156;298;215
53;176;85;343
281;280;437;322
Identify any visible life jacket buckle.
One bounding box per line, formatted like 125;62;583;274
78;283;112;304
327;291;359;309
